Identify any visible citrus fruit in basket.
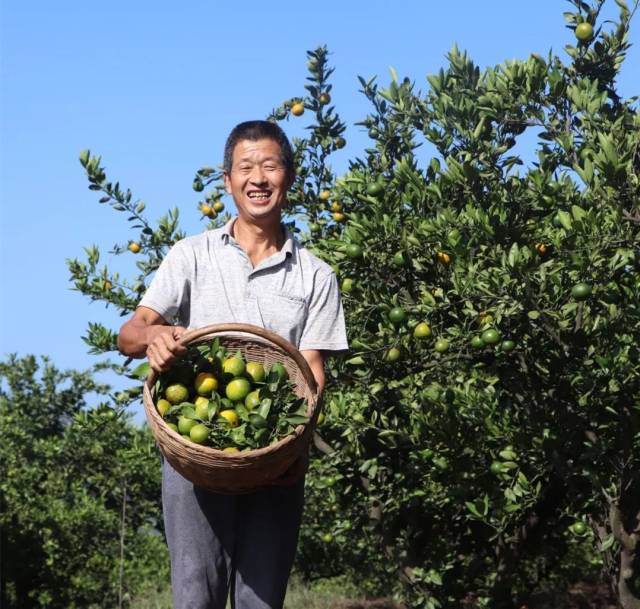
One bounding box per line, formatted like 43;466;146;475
226;378;252;402
218;409;239;427
165;383;189;404
270;362;288;381
245;390;261;410
154;337;310;451
189;423;210;444
223;355;246;377
157;398;171;416
195;372;218;395
246;361;266;383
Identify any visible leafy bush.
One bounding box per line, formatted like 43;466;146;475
0;355;168;609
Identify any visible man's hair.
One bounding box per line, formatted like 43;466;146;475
223;120;294;178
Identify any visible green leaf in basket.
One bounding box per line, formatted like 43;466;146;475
221;397;235;409
249;413;269;429
284;415;309;426
180;404;196;418
235;403;250;421
258;399;272;420
254;428;268;444
231;424;247;445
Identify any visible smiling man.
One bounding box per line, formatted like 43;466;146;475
117;120;348;609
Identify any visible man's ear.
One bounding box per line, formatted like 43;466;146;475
223;172;232;195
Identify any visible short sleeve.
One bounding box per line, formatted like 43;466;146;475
298;272;349;353
138;241;191;326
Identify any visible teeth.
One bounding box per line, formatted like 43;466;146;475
248;192;270;200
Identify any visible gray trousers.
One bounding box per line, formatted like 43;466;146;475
162;460;305;609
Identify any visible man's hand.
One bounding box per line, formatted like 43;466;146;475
146;325;188;373
118;306;187;373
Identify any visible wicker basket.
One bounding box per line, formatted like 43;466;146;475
142;323;319;494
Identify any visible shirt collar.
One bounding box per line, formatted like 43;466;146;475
220;217;294;257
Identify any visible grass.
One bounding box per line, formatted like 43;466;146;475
129;574;384;609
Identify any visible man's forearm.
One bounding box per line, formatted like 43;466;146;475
118;320;157;358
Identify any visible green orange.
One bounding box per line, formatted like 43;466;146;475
226;378;252;402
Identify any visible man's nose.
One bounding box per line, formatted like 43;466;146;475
249;166;267;184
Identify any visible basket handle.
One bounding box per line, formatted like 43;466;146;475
178;323;318;395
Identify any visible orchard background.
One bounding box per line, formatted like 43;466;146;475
2;1;640;608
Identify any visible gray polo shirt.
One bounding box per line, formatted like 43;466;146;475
139;218;348;352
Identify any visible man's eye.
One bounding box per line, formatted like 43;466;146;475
264;165;277;171
238;166;252;172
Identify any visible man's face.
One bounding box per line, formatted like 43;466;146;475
223;138;293;225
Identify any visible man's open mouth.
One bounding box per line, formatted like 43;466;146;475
247;191;271;201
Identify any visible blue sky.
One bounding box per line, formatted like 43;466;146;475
1;1;638;421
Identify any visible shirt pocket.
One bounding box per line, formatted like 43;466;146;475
255;292;308;347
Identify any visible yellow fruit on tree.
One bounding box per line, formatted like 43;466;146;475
128;242;141;254
291;102;305;116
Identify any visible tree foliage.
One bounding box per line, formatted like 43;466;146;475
0;355;168;609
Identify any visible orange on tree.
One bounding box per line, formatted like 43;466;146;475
575;22;593;42
481;328;501;345
436;251;451;265
128;241;141;254
413;322;432;339
385;347;401;362
341;278;354;293
571;282;592;300
291;101;305;116
392;252;405;267
319;189;331;201
333;212;346;223
330;201;343;212
535;243;548;256
471;335;485;349
213;201;225;212
334;136;346;149
200;203;213;216
319;92;331;105
366;182;384;197
388;307;406;325
500;340;516;352
434;338;450;353
345;244;363;259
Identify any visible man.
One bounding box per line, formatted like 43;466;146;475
118;120;348;609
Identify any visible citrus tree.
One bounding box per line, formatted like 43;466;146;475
68;2;640;606
0;355;168;608
293;2;640;607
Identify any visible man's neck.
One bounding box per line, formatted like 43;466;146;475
232;216;285;267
